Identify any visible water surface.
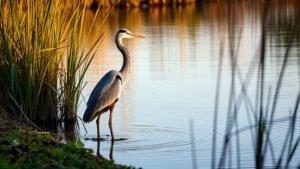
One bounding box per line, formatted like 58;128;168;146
78;2;300;168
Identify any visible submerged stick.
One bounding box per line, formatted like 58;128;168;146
9;93;43;132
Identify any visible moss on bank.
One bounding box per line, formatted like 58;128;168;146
0;130;136;169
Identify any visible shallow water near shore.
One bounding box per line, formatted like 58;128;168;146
77;2;300;168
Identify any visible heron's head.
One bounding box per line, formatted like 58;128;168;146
116;28;145;40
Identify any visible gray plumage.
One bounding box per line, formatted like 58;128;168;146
83;28;145;140
83;70;122;122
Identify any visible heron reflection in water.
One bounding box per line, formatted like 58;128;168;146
83;29;145;141
96;140;115;160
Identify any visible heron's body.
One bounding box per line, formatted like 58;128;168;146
83;29;144;141
83;70;122;122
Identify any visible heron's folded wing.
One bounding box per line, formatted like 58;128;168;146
87;70;121;108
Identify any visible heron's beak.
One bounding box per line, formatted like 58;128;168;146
130;33;145;38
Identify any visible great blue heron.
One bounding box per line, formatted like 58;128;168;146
83;29;145;141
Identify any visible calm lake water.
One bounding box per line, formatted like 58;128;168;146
77;2;300;168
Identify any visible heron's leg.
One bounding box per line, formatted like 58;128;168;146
96;114;101;140
109;102;116;140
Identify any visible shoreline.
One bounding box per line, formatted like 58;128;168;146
0;114;137;169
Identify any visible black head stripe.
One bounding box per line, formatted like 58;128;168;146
118;29;127;33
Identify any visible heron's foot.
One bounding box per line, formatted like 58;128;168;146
95;137;106;141
111;137;128;141
84;137;106;142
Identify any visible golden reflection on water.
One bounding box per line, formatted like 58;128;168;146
79;2;300;168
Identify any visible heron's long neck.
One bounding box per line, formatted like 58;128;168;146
116;37;131;83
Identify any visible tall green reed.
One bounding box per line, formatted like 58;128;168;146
0;0;63;123
0;0;103;128
60;4;103;124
